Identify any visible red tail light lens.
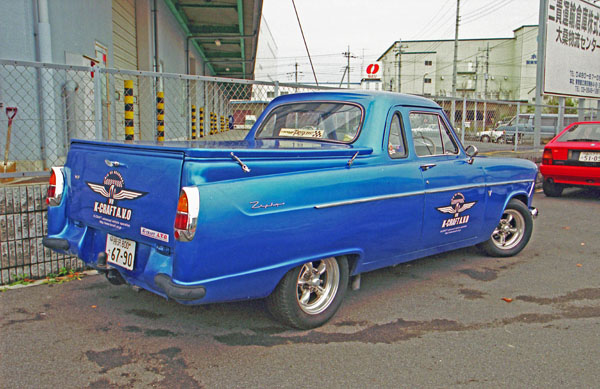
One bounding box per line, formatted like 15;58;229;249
174;192;189;230
174;187;200;242
542;149;553;165
46;167;64;206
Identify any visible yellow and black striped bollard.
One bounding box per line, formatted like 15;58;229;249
191;105;197;140
210;112;216;135
124;80;134;140
156;91;165;141
199;107;204;137
220;115;225;133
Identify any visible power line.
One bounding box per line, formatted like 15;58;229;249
291;0;319;86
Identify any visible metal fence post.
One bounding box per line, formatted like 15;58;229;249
93;67;103;140
474;100;478;133
274;81;280;98
515;102;520;152
461;96;466;144
558;96;565;136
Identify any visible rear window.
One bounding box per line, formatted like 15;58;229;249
557;123;600;142
255;102;363;143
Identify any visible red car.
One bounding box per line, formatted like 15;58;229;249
540;121;600;197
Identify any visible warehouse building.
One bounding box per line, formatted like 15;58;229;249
378;25;538;102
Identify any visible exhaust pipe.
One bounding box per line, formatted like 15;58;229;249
106;269;126;285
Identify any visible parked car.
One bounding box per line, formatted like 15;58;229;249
43;91;538;329
540;121;600;197
234;114;256;130
497;113;581;144
476;129;504;143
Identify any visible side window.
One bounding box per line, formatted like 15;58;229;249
388;113;407;159
439;119;459;154
409;112;458;156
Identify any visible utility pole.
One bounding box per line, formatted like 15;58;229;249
287;62;303;84
342;46;356;88
395;40;403;92
294;62;299;84
451;0;460;98
451;0;461;129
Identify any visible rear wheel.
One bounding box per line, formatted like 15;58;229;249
543;178;564;197
267;256;349;329
480;135;490;143
478;199;533;257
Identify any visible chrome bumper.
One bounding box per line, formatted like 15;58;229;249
530;207;539;219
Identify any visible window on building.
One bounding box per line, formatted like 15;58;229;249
425;60;433;66
424;78;432;84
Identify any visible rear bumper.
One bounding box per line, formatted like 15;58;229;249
154;273;206;301
42;237;70;251
540;164;600;186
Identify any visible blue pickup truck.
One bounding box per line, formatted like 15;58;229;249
43;91;538;329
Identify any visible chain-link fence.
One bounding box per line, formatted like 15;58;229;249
1;59;600;284
435;97;600;148
2;59;600;180
0;59;331;179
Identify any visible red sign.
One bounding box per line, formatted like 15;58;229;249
366;64;380;75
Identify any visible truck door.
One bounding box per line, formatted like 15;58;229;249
406;110;486;249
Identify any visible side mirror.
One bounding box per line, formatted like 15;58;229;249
465;145;478;164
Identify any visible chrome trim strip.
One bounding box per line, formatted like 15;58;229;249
314;190;425;209
424;183;487;194
486;179;535;187
314;179;535;209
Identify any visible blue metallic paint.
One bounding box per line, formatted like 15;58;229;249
45;90;537;305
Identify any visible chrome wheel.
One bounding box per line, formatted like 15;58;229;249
296;258;339;315
491;209;525;250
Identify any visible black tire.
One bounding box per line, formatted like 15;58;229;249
267;256;349;329
542;178;564;197
477;199;533;257
480;135;490;143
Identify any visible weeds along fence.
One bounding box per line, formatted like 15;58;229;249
1;59;599;284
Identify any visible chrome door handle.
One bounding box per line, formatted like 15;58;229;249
420;163;436;171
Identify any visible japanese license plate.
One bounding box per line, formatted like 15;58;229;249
106;234;136;271
579;152;600;162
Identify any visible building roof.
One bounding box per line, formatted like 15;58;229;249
376;24;537;61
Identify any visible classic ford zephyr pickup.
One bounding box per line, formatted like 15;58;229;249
43;91;538;329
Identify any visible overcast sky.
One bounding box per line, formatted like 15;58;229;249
260;0;541;84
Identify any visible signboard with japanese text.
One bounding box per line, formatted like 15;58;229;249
544;0;600;98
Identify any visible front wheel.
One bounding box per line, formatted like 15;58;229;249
480;135;490;143
267;256;349;329
477;199;533;257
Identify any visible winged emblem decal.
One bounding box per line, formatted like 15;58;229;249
86;170;147;205
436;192;477;218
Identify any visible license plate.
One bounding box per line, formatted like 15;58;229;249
579;151;600;162
106;234;136;271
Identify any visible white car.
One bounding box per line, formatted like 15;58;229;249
476;129;505;143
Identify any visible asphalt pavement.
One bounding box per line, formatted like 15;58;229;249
1;188;599;388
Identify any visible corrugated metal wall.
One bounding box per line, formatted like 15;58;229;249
112;0;141;140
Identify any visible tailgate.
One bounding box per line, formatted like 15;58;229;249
66;142;185;248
